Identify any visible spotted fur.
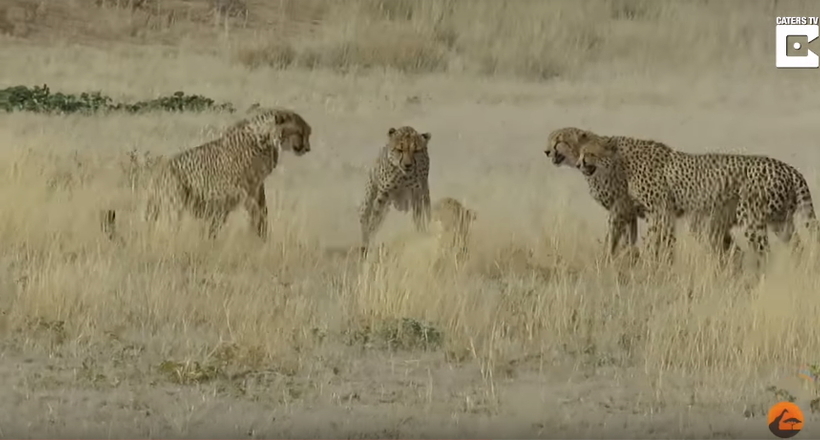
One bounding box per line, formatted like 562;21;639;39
102;107;311;241
576;131;818;262
547;127;742;259
359;126;432;252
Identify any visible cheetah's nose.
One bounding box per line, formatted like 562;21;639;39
403;164;413;171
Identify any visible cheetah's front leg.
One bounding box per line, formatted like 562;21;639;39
359;190;391;251
605;204;635;258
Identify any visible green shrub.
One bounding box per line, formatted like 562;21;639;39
0;85;236;115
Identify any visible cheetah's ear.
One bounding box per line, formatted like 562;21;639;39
586;141;614;157
274;113;288;125
388;127;397;136
577;131;588;142
421;132;431;142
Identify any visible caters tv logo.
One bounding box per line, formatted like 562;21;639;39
776;16;820;68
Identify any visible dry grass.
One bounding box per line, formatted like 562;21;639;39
2;0;820;437
1;0;817;79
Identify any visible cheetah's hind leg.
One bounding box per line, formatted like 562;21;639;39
243;185;269;240
193;201;230;240
771;218;803;256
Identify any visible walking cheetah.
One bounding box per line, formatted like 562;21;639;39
431;197;477;264
359;126;431;253
574;131;818;262
545;127;737;258
102;107;312;241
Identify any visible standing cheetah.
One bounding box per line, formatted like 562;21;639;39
359;126;432;253
546;127;737;258
103;107;312;241
574;131;818;263
545;127;645;257
431;197;477;264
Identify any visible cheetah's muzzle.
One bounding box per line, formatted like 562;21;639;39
547;150;565;165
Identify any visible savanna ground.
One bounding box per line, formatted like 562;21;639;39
1;0;820;438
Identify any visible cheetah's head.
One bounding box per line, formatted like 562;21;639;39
576;140;616;177
387;126;431;175
545;127;592;168
273;111;312;157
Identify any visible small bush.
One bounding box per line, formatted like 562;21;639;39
0;85;236;115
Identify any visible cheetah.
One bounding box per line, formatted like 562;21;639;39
545;127;645;257
359;126;431;253
431;197;478;264
367;197;477;271
545;127;737;258
102;107;312;241
574;131;818;263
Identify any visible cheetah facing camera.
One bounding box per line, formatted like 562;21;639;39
102;107;312;241
431;197;478;264
575;131;819;264
359;126;432;254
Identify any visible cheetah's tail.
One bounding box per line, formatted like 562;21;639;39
100;209;120;242
793;171;819;234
